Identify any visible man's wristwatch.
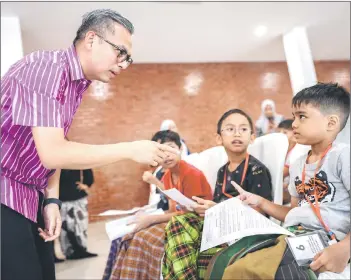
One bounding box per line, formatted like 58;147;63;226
43;198;62;210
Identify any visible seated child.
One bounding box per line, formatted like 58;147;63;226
230;83;350;278
103;130;212;280
162;109;273;280
277;119;296;204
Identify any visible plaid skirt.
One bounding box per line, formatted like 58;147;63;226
106;222;167;280
162;213;226;280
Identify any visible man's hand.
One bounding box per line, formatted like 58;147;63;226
128;140;180;167
192;196;217;217
310;241;350;273
142;171;156;185
127;215;153;233
39;204;62;242
231;181;262;207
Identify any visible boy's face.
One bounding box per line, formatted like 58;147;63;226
159;141;181;169
217;113;254;154
292;103;332;145
277;128;295;144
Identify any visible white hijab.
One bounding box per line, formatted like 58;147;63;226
256;99;284;135
159;119;189;158
160;120;176;131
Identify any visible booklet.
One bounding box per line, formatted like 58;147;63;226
200;197;294;252
105;208;164;241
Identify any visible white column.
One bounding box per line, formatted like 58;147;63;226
283;27;317;95
1;17;23;77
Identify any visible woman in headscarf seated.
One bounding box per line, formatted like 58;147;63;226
255;99;284;137
160;119;191;158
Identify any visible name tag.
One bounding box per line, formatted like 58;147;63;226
286;231;329;266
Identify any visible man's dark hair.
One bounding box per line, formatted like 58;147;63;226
278;119;293;130
73;9;134;45
292;83;350;131
217;109;254;134
151;130;182;148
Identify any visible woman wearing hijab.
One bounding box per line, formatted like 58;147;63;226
160;120;190;158
255;99;284;137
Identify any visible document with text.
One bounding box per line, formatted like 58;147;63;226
200;197;294;252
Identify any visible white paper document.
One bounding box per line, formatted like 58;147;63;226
98;207;142;216
161;188;198;208
200;197;294;252
105;208;164;241
98;197;160;216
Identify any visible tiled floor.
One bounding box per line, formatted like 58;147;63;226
55;221;110;280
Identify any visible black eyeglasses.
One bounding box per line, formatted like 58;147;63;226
96;34;133;67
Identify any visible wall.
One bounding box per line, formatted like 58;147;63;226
67;61;350;221
1;17;23;77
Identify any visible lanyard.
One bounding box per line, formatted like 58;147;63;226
222;153;249;199
301;144;336;240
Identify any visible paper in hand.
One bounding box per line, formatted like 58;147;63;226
200;197;294;252
161;188;198;208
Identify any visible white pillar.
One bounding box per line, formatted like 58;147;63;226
1;17;23;77
283;27;317;95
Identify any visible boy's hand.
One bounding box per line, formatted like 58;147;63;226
127;215;153;233
142;171;156;185
231;181;262;207
192;196;217;217
310;242;350;273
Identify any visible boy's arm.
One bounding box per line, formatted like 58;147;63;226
130;212;179;233
231;181;298;222
142;171;165;191
259;196;298;222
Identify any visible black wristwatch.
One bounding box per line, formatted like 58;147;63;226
43;198;62;210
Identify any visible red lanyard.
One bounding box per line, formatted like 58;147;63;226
222;153;249;198
301;144;336;240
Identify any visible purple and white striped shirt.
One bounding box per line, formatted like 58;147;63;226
1;45;91;222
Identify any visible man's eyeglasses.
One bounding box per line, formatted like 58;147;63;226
221;126;250;136
96;34;133;67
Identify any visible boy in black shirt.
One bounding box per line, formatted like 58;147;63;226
162;109;273;280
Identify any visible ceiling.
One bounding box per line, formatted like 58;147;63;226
1;2;350;63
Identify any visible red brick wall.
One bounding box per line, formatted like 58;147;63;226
67;61;350;222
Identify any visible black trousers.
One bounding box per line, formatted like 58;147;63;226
1;193;55;280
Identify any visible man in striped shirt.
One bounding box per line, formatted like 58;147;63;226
1;9;177;280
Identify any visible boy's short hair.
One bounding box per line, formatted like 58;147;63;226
151;130;182;148
278;119;293;130
217;109;254;134
292;83;350;131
